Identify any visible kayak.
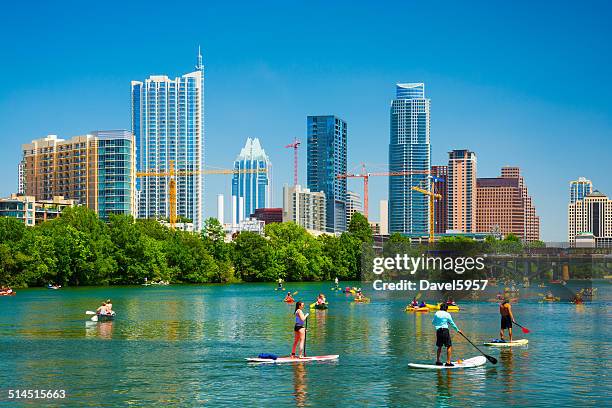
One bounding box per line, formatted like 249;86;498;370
405;306;429;312
483;339;528;347
284;299;295;303
541;297;560;302
247;355;339;364
426;303;460;312
354;298;370;303
408;356;487;369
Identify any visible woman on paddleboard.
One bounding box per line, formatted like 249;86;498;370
291;301;309;358
432;303;462;366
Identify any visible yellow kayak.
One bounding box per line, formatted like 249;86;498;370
405;306;429;312
426;303;460;312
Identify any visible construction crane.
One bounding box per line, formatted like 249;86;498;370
284;138;300;186
137;160;266;228
411;175;443;243
336;164;430;219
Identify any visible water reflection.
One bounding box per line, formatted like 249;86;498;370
292;361;308;407
84;321;113;339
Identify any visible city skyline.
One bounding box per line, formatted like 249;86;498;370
1;1;611;241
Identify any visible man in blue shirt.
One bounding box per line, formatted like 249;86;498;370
432;303;462;366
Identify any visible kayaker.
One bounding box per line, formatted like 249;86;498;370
316;293;326;305
410;297;418;307
96;302;110;316
291;301;309;358
284;292;295;302
355;291;364;301
499;299;515;342
432;303;462;366
418;300;426;308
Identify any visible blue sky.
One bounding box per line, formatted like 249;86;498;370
0;0;610;241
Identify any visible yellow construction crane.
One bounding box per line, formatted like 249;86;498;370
411;177;443;243
137;160;267;228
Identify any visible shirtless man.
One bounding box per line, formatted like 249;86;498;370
499;299;515;342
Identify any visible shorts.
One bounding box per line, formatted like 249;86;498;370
501;315;513;330
436;328;452;348
294;325;304;332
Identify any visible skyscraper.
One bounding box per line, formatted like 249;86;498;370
568;189;612;248
389;83;431;234
307;115;347;233
21;131;136;221
231;137;271;223
447;150;477;233
131;51;205;230
431;165;448;234
476;167;540;242
570;177;593;204
282;184;326;233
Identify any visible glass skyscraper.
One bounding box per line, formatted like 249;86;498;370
231;137;271;224
389;83;431;234
570;177;593;204
131;51;205;230
307;115;347;233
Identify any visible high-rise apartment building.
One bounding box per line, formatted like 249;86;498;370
0;194;76;226
389;83;430;234
282;184;326;233
346;190;362;226
379;199;389;235
570;177;593;204
431;165;448;234
447;150;477;233
568;190;612;248
307;115;347;233
132;51;205;230
21;131;136;221
231;138;271;224
476;167;540;242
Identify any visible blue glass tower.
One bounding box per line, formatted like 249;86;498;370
231;138;271;223
570;177;593;204
307;115;347;233
131;51;205;230
389;83;431;234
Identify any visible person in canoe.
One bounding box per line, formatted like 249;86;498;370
291;302;309;358
106;299;113;312
432;303;462;366
499;299;515;342
284;292;295;303
96;301;111;316
316;293;326;305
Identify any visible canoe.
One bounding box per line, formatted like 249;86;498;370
483;339;528;347
314;304;328;310
0;292;16;296
247;355;339;364
405;306;429;312
408;356;487;369
96;313;115;322
426;303;460;312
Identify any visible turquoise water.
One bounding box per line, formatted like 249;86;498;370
0;283;610;407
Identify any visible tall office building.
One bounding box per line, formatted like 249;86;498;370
21;131;136;220
132;51;205;230
307;115;347;233
476;167;540;242
431;165;448;234
346;190;363;226
231;137;271;224
447;150;477;233
389;83;430;234
570;177;593;204
568;190;612;248
282;184;326;233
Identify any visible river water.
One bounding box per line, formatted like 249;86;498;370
0;282;610;407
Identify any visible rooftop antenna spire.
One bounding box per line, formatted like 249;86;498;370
196;46;203;71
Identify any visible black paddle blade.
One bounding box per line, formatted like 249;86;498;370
485;354;498;364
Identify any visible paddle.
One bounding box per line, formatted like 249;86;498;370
459;332;497;364
303;312;308;357
85;311;96;315
513;321;531;334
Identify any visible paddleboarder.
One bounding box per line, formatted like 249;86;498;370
432;303;462;366
277;278;283;290
291;302;309;358
499;299;515;342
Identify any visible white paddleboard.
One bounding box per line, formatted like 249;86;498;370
483;339;528;347
408;356;487;369
246;355;339;364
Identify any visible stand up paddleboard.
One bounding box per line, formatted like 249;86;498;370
483;339;528;347
408;356;487;369
246;355;339;364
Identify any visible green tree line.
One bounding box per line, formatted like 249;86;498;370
0;207;373;287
